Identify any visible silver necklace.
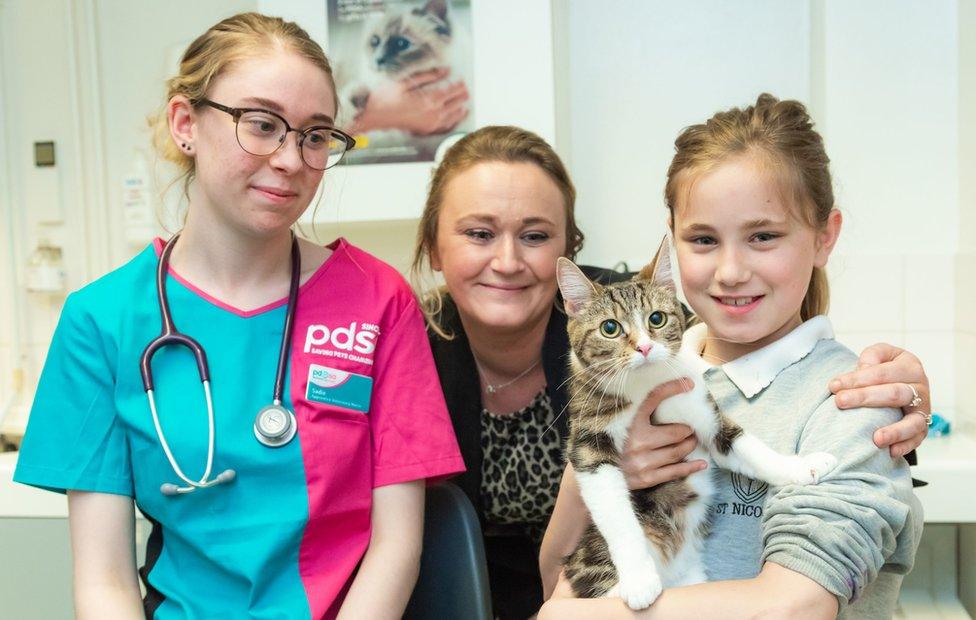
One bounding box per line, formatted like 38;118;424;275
474;357;541;394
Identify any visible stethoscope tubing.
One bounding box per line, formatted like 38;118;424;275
147;383;220;493
141;233;300;495
272;237;302;406
141;234;210;391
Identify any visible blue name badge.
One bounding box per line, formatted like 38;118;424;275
306;364;373;413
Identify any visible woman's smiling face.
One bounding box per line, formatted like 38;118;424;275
431;161;568;335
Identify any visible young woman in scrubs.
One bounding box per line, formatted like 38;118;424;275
14;13;463;619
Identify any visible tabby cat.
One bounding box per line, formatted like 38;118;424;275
556;241;837;610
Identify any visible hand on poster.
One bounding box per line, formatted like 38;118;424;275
348;67;470;137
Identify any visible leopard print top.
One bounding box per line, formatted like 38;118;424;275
480;389;564;543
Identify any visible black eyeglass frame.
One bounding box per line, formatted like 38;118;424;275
196;98;356;170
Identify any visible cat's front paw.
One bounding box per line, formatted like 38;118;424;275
615;561;663;610
787;452;838;485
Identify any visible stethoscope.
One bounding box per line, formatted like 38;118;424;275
140;233;301;496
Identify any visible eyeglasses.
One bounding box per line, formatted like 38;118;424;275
197;98;355;170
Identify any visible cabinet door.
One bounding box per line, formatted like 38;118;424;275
0;517;149;618
0;518;73;619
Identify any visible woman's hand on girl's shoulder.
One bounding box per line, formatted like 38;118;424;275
828;343;930;458
622;378;708;490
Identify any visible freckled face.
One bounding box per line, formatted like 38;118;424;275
431;161;568;335
188;50;337;237
673;155;838;361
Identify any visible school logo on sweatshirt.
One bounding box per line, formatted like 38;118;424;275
713;474;769;520
731;473;768;504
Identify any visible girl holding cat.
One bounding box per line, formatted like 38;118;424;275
538;94;922;618
13;13;463;619
413;124;929;619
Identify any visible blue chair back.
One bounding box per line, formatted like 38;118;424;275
403;482;492;620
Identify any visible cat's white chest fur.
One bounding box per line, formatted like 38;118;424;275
603;350;716;452
595;350;716;589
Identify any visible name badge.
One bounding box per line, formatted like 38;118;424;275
306;364;373;413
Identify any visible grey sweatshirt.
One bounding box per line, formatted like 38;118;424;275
681;318;923;618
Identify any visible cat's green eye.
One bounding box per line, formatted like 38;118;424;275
600;320;622;338
648;311;668;329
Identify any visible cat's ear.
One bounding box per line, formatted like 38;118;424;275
637;235;676;291
557;257;600;316
422;0;449;21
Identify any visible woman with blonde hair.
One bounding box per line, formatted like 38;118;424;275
413;124;931;619
14;13;462;618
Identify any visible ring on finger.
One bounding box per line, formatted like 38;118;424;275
906;384;923;409
908;409;932;426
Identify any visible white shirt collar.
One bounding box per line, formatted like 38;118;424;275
680;316;835;398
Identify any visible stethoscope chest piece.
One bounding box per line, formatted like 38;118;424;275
254;404;297;448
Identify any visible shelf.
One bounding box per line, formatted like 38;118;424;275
911;433;976;523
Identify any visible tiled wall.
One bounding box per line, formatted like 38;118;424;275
831;252;958;419
956;253;975;433
957;0;975;434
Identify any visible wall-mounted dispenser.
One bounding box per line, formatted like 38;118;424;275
24;239;66;293
122;149;157;245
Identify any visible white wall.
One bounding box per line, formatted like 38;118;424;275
957;0;976;435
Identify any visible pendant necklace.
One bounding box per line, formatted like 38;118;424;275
474;357;541;394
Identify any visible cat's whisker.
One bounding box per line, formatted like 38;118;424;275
696;335;744;344
658;358;688;383
546;360;626;436
602;365;631;418
560;359;625;393
555;357;622;392
573;359;627;414
568;358;628;402
694;336;749;363
547;369;616;438
576;361;624;410
586;359;631;421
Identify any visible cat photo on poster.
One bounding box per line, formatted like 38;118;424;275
329;0;474;165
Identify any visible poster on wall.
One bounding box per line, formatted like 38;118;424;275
328;0;474;165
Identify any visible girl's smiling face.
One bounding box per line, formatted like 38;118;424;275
672;154;841;363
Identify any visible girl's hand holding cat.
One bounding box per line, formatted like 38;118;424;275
548;571;576;601
828;343;930;458
348;67;469;136
621;378;709;490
